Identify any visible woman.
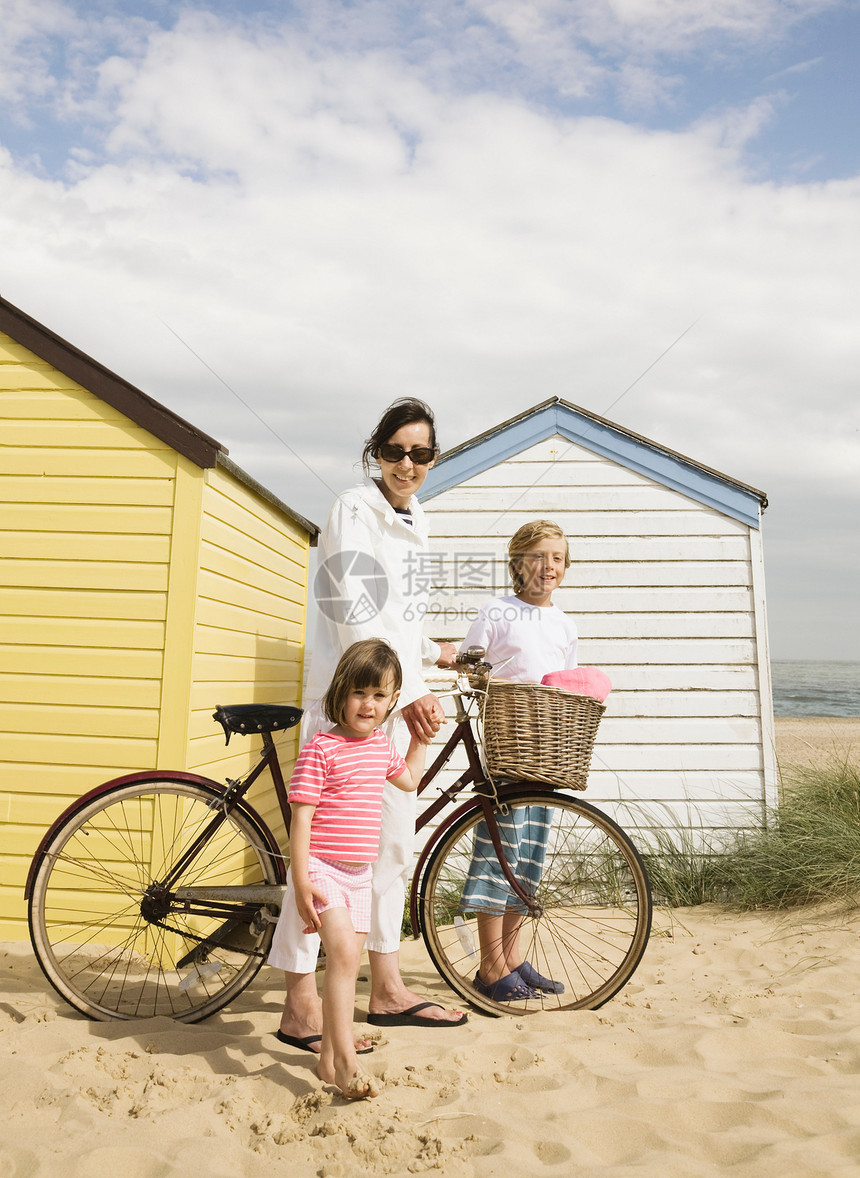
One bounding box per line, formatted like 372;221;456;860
269;398;466;1051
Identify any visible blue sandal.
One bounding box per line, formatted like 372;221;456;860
473;970;539;1002
516;960;565;994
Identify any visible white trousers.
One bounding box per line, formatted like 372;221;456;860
267;703;415;973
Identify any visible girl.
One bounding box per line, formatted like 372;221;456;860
458;520;578;1002
287;638;428;1099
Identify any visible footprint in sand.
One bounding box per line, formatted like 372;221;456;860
534;1139;572;1165
0;1144;40;1178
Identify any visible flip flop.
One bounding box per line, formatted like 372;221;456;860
472;970;539;1002
366;1002;467;1027
516;960;565;994
274;1030;322;1053
274;1030;373;1054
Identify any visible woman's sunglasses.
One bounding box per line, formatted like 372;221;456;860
377;443;437;465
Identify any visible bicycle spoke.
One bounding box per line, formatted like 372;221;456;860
29;780;278;1022
420;790;651;1014
39;851;146;900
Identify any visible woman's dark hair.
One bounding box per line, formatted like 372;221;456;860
361;398;438;475
323;638;403;727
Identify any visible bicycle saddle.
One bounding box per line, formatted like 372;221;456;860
213;703;303;745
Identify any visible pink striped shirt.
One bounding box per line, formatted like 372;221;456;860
288;729;407;861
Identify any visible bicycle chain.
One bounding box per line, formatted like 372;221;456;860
148;914;265;960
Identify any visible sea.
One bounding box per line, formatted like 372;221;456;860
771;661;860;718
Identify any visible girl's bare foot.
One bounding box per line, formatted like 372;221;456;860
318;1058;380;1100
343;1070;379;1100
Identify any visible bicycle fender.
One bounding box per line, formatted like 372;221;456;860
409;794;488;939
24;770;287;898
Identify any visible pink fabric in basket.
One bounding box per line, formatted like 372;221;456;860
540;666;612;703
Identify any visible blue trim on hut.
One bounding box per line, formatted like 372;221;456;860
419;398;766;528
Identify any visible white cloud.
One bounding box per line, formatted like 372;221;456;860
0;0;75;106
694;93;786;153
764;53;824;81
1;6;858;657
517;0;838;51
462;0;841;103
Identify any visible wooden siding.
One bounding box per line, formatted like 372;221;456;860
420;435;775;846
1;333;313;938
182;465;310;850
0;335;177;936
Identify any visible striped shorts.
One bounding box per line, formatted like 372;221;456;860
459;805;553;915
307;855;373;933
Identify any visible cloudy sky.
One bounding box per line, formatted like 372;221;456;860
2;0;858;660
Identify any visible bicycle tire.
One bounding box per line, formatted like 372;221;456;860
418;789;652;1016
28;778;280;1022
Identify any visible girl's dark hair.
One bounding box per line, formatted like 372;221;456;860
323;638;403;727
361;398;438;475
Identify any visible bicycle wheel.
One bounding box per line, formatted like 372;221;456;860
28;779;281;1022
419;789;652;1016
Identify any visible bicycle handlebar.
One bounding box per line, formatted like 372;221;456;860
424;645;492;693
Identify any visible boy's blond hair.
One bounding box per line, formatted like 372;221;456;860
508;519;571;594
323;638;403;727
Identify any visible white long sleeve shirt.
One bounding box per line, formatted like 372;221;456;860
305;480;441;711
460;594;578;683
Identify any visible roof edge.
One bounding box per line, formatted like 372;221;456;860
554;397;768;506
217;454;320;543
421;396;768;528
0;294;225;468
437;396;767;506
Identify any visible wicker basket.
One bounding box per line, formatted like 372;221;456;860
481;678;605;790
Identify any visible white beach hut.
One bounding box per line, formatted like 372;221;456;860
417;397;775;845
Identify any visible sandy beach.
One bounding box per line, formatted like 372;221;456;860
3;718;858;1178
773;716;860;772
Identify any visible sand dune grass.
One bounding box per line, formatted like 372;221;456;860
644;750;860;911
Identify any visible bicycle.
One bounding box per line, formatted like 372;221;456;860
25;650;652;1023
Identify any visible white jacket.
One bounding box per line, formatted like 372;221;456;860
305;480;441;711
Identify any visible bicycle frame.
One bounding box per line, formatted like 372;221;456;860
167;693;543;930
25;684;542;928
27;672;652;1021
23;732;289;903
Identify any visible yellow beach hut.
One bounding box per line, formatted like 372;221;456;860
0;295;318;940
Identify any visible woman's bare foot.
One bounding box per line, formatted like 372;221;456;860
278;1022;373;1054
279;1008;372;1053
368;951;466;1025
368;983;464;1023
318;1058;380;1100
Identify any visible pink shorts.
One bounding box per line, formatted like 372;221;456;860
307;855;373;933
